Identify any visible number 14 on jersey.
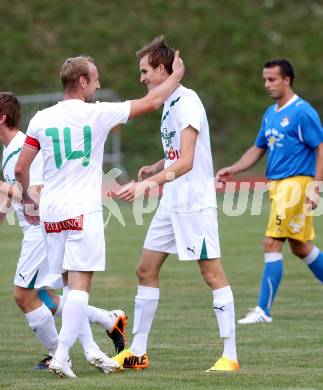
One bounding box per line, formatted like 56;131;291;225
45;126;91;169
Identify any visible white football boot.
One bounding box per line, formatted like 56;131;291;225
238;306;272;324
85;349;123;374
49;356;76;378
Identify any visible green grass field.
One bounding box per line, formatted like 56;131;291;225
1;197;323;389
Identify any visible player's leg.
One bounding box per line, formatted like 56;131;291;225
13;232;61;369
168;207;239;372
14;286;59;367
131;249;167;351
54;284;127;353
198;258;240;372
289;239;323;282
50;212;121;377
53;270;93;361
113;249;167;369
238;236;284;324
258;237;284;316
239;178;289;324
113;206;174;369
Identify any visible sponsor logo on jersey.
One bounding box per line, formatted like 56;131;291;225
44;215;84;233
161;128;180;160
161;128;176;147
265;128;285;150
4;175;15;185
164;146;180;161
280;116;289;127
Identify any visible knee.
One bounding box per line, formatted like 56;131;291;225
200;266;225;289
135;264;157;284
289;240;311;258
14;288;28;311
263;237;283;253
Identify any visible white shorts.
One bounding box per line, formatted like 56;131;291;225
14;228;62;289
44;211;106;274
144;206;221;260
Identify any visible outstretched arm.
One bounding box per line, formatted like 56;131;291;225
118;126;197;202
217;145;266;182
138;159;165;181
128;51;185;119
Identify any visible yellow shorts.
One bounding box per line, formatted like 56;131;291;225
266;176;315;242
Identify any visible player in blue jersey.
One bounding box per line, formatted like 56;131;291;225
217;59;323;324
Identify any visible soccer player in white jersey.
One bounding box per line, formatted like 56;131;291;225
113;36;239;372
15;53;184;378
0;92;128;370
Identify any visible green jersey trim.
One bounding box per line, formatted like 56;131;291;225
2;147;22;171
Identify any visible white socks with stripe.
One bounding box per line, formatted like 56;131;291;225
130;285;159;356
212;286;237;362
25;303;58;356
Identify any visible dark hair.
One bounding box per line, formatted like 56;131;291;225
136;35;175;75
0;92;21;128
263;59;295;86
60;55;95;91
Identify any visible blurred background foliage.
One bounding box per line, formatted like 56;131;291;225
1;0;322;176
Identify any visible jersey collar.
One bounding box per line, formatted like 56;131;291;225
275;94;298;112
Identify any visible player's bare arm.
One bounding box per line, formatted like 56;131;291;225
305;142;323;210
129;50;184;119
15;145;40;225
118;126;197;202
0;180;12;224
138;159;165;181
217;145;266;182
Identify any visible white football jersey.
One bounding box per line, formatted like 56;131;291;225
159;85;216;212
26;99;130;221
2;131;43;233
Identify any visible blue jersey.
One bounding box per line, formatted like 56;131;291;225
255;95;323;179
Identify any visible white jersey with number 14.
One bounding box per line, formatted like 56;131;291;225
26;99;130;222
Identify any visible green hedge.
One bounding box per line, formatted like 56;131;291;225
1;0;322;175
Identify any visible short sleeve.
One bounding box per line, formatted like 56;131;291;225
255;115;268;149
176;96;203;132
97;101;131;131
299;105;323;149
26;114;40;140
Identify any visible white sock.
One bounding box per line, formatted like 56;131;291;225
54;286;70;317
62;286;70;298
87;306;111;329
54;295;64;317
130;285;159;356
78;315;100;354
55;294;113;330
25;303;58;356
55;290;89;361
212;286;237;362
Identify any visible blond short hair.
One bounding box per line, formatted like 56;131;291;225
60;55;95;91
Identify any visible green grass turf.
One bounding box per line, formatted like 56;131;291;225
1;196;323;389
